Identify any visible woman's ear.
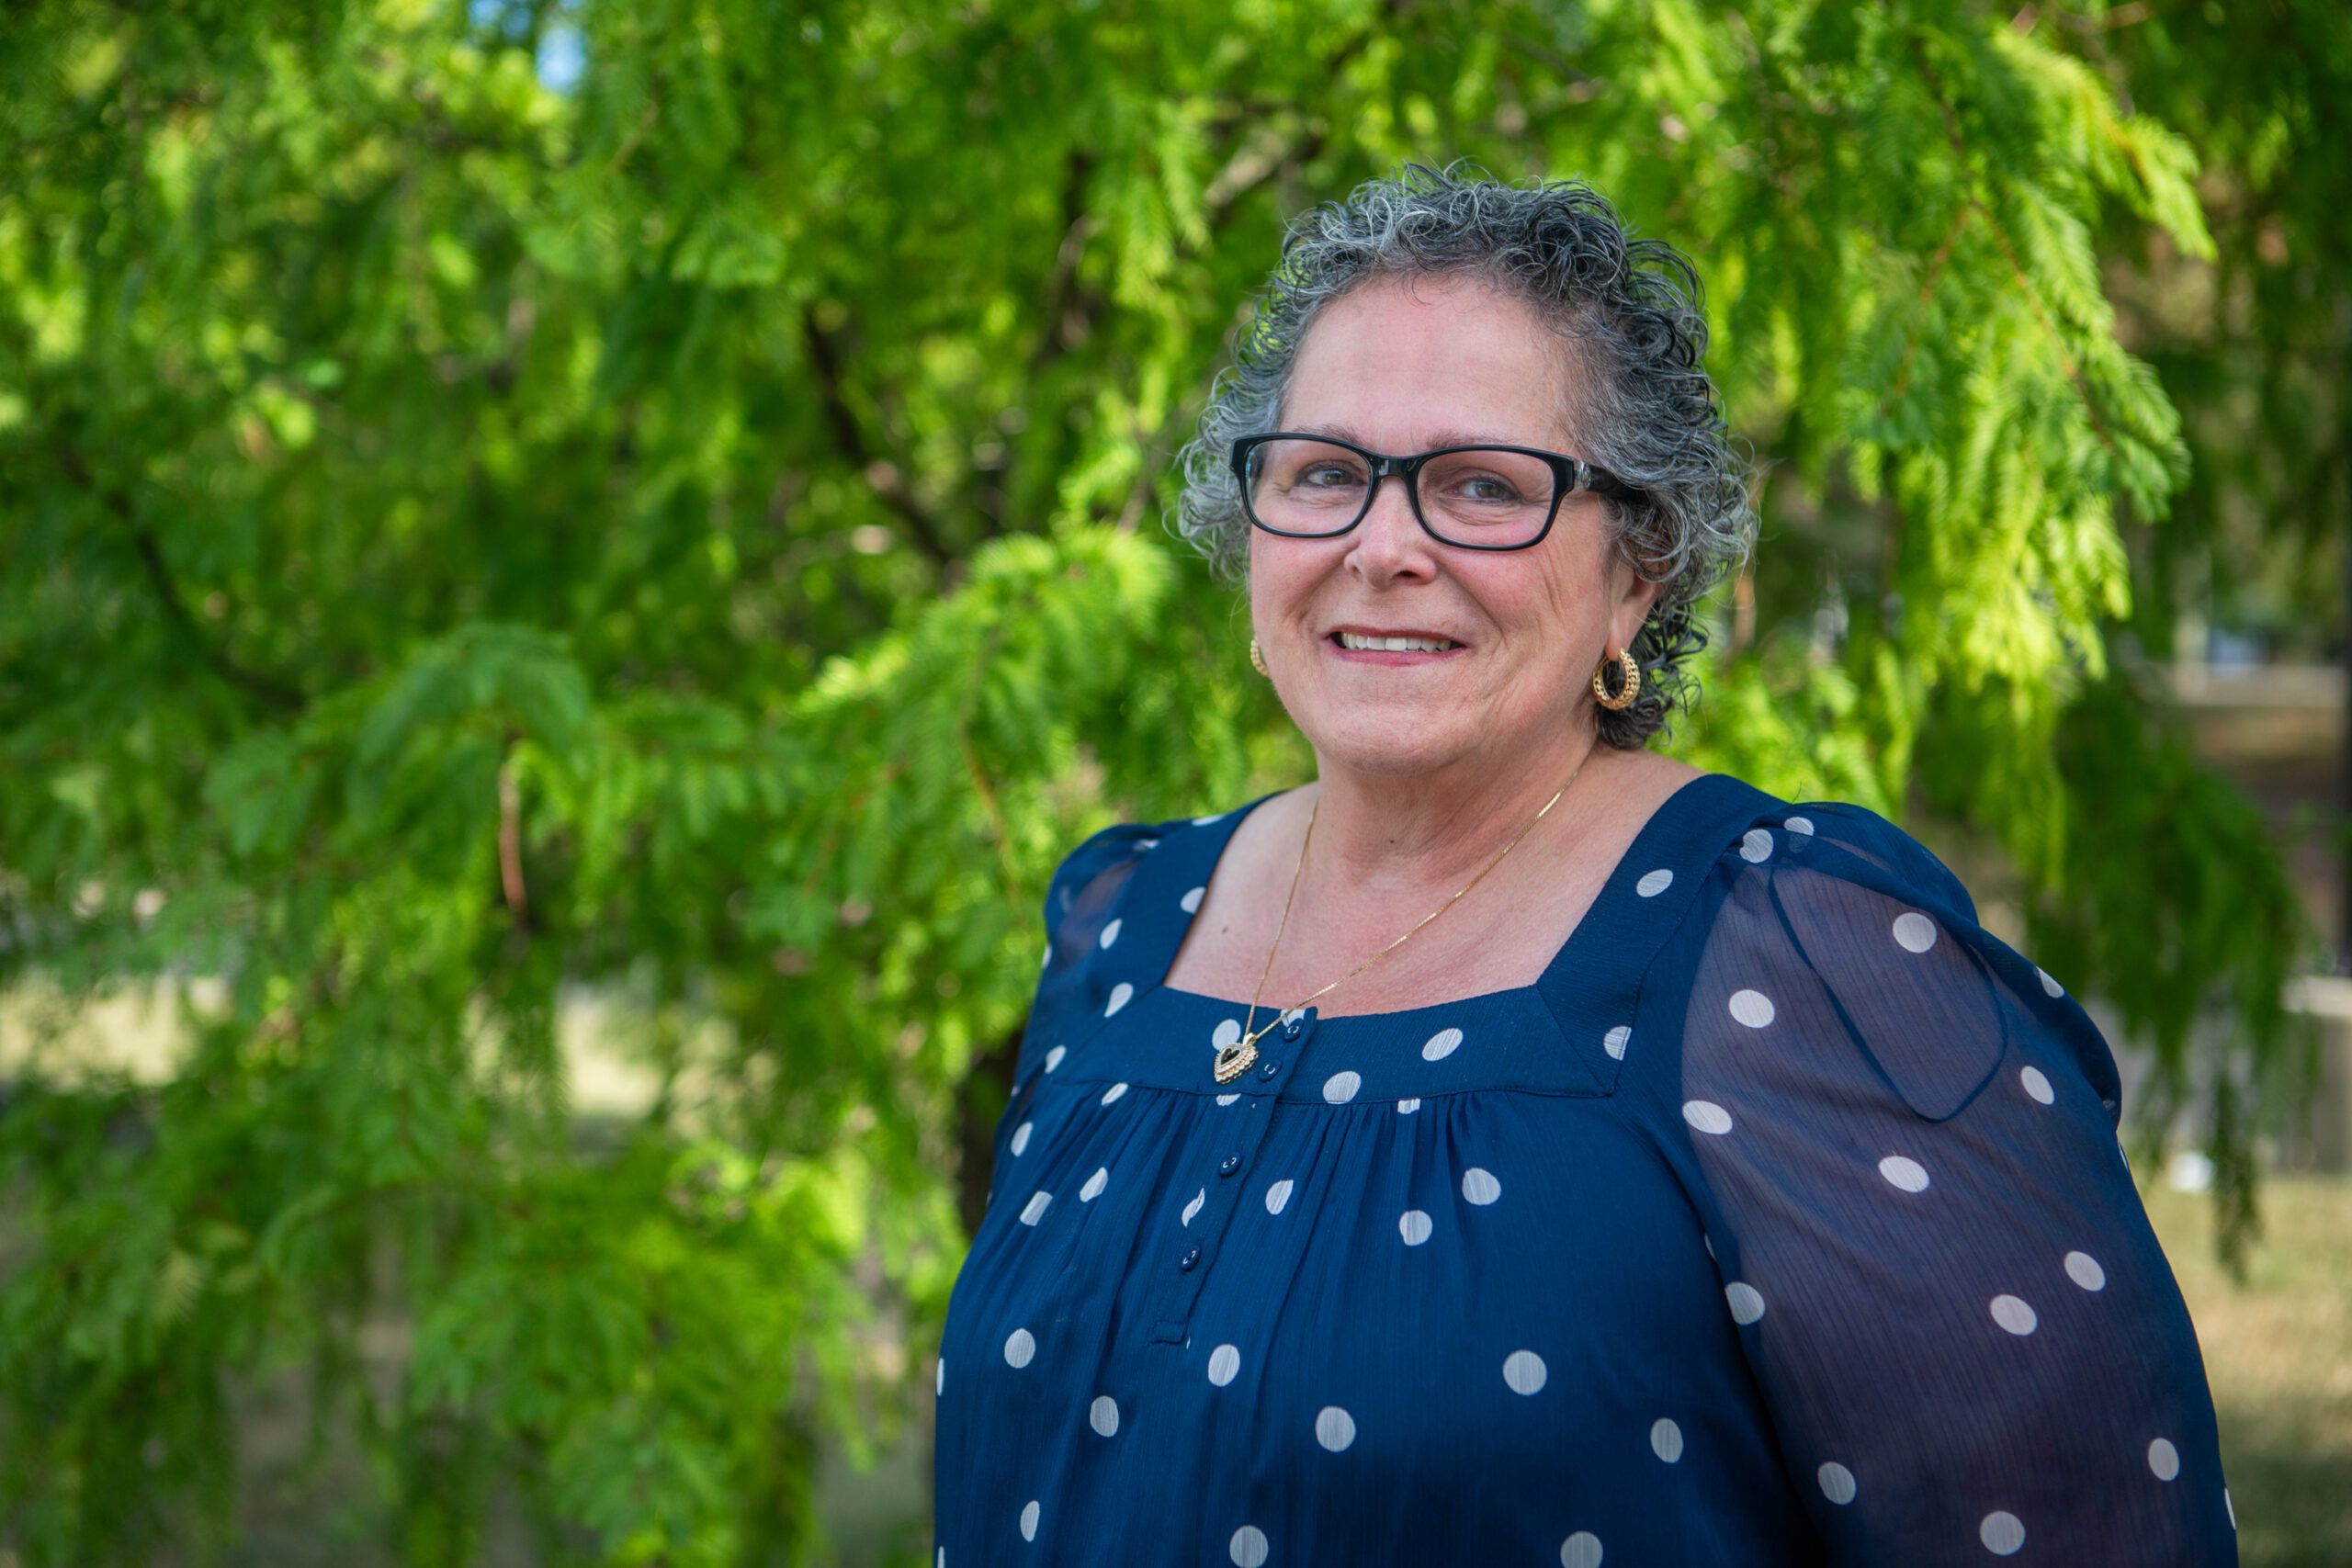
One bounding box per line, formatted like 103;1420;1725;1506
1611;554;1667;653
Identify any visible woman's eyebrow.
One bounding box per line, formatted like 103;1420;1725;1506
1287;423;1542;450
1420;428;1532;450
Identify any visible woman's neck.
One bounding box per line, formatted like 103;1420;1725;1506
1298;733;1610;905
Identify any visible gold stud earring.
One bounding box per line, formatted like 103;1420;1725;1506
1591;649;1641;710
1249;637;1271;678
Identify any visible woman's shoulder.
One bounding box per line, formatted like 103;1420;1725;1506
1663;774;2110;1122
1672;773;1982;929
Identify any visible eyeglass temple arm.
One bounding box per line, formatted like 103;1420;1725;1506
1576;460;1640;503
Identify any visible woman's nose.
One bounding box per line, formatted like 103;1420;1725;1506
1347;474;1435;573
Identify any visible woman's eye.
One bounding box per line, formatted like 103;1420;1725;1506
1453;475;1521;503
1299;465;1360;488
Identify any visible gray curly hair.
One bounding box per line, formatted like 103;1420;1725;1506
1168;163;1753;749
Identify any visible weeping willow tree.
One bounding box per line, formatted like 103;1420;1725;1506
0;0;2337;1561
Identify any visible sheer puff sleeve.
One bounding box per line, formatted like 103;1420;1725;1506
1012;818;1163;1089
1670;805;2237;1565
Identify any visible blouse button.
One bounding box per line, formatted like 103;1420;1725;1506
1217;1152;1242;1178
1179;1245;1202;1271
1256;1057;1281;1080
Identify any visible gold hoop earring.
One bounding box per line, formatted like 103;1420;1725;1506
1250;637;1271;678
1591;649;1641;711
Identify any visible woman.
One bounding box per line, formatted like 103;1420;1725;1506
933;165;2235;1566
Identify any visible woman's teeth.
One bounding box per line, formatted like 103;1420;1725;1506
1336;633;1460;652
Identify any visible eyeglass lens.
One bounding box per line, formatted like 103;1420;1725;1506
1244;439;1557;547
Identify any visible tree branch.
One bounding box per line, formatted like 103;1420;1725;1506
59;447;307;713
1025;148;1102;379
798;306;957;567
1883;201;1975;414
1909;39;2116;455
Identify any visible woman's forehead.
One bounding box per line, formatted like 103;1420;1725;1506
1283;275;1579;448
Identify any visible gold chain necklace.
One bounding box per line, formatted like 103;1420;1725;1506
1211;754;1595;1086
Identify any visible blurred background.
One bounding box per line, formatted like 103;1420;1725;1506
2;0;2347;1563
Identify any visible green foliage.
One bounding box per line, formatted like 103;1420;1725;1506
0;0;2335;1560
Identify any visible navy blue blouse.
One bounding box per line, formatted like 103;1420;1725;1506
933;773;2237;1566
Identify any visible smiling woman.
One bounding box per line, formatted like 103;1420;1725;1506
931;164;2239;1567
1175;163;1748;751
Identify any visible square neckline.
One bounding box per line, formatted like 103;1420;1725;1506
1147;770;1722;1029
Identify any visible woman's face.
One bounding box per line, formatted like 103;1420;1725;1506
1248;273;1661;780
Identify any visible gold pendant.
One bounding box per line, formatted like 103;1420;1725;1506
1213;1039;1258;1085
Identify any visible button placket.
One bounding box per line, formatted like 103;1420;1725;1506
1146;1008;1317;1345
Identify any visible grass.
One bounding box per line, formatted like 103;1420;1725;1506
2143;1176;2352;1567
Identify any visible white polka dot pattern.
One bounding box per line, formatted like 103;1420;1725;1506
933;795;2239;1565
1980;1511;2025;1554
1878;1155;1929;1192
1891;911;1936;953
2038;966;2064;997
1683;1100;1734;1135
1314;1405;1356;1451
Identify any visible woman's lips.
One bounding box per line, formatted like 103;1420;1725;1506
1325;633;1468;665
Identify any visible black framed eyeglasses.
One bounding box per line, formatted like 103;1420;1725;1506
1229;432;1638;551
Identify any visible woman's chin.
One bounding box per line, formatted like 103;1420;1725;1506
1299;716;1474;778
